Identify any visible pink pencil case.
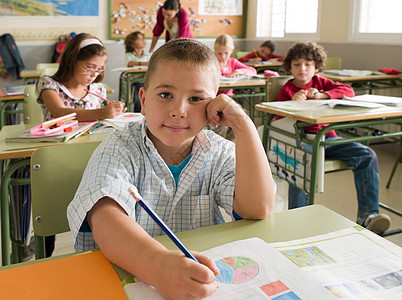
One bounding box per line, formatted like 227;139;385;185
30;112;78;137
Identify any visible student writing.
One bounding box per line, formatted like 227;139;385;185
149;0;193;53
214;34;257;96
238;40;284;63
68;38;276;300
277;41;390;235
37;33;126;122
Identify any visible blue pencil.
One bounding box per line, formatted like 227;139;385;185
128;187;199;263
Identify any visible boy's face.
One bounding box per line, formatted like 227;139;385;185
133;35;145;49
290;57;318;86
139;61;218;150
214;45;233;65
258;46;272;58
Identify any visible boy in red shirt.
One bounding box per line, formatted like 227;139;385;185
277;41;390;235
239;40;284;63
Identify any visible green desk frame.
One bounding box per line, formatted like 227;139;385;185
257;105;402;236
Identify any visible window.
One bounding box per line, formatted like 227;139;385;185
256;0;320;39
350;0;402;43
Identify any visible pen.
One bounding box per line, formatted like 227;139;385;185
128;187;199;263
254;50;258;58
88;121;101;134
73;122;98;139
40;112;77;128
84;88;113;104
314;89;324;95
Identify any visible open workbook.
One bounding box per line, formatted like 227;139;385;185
122;227;402;299
260;99;385;111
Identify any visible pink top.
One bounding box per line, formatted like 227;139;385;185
238;52;284;63
277;75;355;137
219;58;257;96
153;7;193;42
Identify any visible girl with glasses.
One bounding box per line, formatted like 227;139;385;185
37;33;126;121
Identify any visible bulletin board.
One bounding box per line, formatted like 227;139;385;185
109;0;247;40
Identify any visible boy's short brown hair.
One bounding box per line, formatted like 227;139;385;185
144;38;221;92
261;40;275;52
282;41;327;72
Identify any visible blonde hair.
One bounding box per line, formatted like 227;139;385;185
214;34;234;49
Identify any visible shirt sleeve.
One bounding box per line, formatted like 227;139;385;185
152;7;165;37
230;59;257;76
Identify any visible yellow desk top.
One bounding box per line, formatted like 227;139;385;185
255;102;402;124
0;124;110;160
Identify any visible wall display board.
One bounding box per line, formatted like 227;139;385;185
109;0;247;40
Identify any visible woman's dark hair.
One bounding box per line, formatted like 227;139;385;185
163;0;181;11
52;33;107;84
282;41;327;72
124;31;144;53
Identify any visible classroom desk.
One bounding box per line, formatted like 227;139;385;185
0;124;112;265
0;204;357;293
255;103;402;231
320;72;402;95
244;61;283;73
0;84;115;129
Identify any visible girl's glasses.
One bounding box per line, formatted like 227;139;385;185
81;63;104;76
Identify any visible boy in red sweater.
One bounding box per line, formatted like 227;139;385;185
277;41;390;235
239;40;283;63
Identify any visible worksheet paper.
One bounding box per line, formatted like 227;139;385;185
270;227;402;300
123;238;333;299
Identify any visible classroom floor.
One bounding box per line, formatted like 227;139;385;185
3;142;401;261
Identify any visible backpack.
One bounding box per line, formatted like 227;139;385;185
51;32;77;63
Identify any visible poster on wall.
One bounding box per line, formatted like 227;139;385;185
199;0;243;16
109;0;246;40
0;0;99;16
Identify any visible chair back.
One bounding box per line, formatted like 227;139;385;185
235;50;250;59
324;57;342;70
36;63;59;72
266;76;293;101
39;67;58;77
31;142;101;237
23;85;43;125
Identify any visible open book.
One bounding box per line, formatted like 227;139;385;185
122;227;402;299
343;94;402;106
260;99;385;111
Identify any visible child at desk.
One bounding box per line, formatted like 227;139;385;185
238;40;284;63
37;33;126;121
67;38;276;299
124;31;151;67
278;41;390;235
124;31;151;112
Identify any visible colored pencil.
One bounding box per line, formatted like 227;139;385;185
128;187;199;263
84;88;113;104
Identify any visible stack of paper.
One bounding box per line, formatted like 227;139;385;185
4;84;35;96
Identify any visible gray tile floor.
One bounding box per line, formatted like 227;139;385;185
51;142;402;257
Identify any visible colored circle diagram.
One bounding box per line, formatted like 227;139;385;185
215;257;259;284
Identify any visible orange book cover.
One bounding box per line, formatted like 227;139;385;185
0;251;127;299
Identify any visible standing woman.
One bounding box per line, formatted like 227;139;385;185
149;0;193;53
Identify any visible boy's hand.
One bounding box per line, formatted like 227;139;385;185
292;89;308;101
102;101;127;119
206;94;246;129
153;250;219;300
249;57;262;62
306;88;330;99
